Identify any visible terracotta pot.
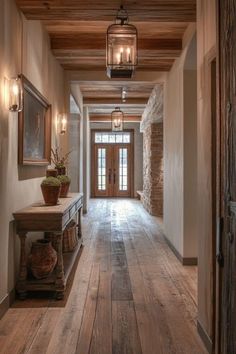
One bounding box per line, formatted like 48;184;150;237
28;239;57;279
46;169;58;178
41;185;61;206
56;166;66;176
59;182;70;198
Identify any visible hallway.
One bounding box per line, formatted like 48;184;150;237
0;199;206;354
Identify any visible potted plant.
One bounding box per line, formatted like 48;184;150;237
51;147;72;175
41;176;61;205
57;175;71;197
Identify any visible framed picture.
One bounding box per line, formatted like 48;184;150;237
18;75;51;165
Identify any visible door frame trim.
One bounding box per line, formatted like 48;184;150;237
90;129;134;198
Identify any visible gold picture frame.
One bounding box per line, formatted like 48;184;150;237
18;75;51;166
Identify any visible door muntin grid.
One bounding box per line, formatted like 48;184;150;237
95;132;130;144
97;148;106;191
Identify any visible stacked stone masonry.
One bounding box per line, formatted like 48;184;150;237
142;122;163;217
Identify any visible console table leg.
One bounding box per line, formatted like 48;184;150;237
78;207;83;242
17;232;28;299
55;232;65;300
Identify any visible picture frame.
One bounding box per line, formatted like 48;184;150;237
18;75;51;166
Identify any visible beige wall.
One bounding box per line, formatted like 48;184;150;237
183;70;197;257
68;93;83;193
197;0;216;342
0;0;65;305
164;25;197;260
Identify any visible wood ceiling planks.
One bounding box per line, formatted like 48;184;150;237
44;21;189;39
51;35;182;51
50;32;182;71
16;1;196;22
15;1;195;72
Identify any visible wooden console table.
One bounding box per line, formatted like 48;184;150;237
13;193;83;300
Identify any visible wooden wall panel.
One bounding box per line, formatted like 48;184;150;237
218;0;236;353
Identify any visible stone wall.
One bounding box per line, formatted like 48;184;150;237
142;122;163;216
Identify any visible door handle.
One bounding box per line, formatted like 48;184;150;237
113;169;116;184
108;169;112;184
216;217;224;267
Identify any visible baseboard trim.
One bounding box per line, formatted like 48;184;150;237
164;235;198;266
197;320;213;353
0;289;15;320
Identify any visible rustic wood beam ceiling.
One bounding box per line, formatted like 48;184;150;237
16;0;196;117
16;1;196;73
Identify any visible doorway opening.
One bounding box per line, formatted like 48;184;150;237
91;130;134;198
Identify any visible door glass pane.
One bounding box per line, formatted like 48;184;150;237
123;134;130;143
109;134;115;143
119;148;128;191
95;132;130;144
115;134;123;143
97;148;106;190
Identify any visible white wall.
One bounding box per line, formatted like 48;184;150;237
0;0;65;306
164;25;197;260
183;69;197;257
90;122;143;195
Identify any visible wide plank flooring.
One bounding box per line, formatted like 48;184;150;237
0;199;207;354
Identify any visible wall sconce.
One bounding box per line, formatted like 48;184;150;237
9;77;23;112
57;113;67;134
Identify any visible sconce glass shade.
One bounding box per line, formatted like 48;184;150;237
106;7;137;78
57;113;67;134
9;77;23;112
111;107;124;132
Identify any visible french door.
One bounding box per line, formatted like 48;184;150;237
92;131;133;197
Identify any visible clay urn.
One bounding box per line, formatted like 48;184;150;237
28;239;57;279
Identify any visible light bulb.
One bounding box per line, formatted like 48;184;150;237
12;83;19;96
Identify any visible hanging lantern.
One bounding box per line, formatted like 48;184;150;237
106;6;138;78
111;107;124;131
9;77;23;112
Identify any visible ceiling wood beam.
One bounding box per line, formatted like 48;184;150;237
44;21;188;39
89;114;141;122
16;1;196;22
51;35;182;51
53;50;182;60
84;98;148;105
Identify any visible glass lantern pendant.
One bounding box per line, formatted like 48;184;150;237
111;107;124;132
106;6;138;78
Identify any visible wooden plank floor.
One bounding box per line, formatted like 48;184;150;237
0;199;207;354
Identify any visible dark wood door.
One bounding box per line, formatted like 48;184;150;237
93;141;132;198
218;1;236;352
